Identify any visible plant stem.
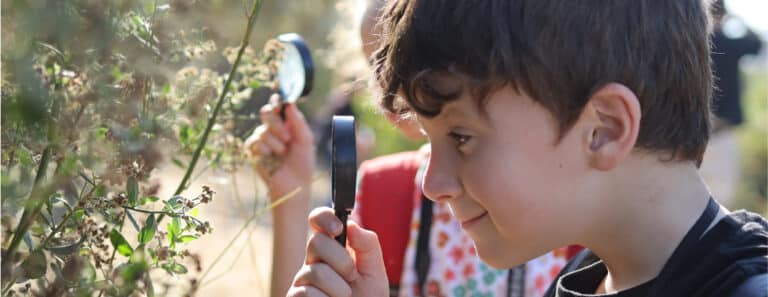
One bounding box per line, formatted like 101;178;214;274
172;0;263;197
1;275;18;296
122;206;177;215
39;209;76;248
155;0;264;227
2;146;51;268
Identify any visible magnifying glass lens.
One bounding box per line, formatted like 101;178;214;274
276;33;313;104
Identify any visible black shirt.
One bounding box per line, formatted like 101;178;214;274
546;200;768;297
557;260;654;297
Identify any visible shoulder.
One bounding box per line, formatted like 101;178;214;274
700;211;768;295
728;273;768;297
716;211;768;247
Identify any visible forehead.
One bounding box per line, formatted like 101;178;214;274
415;84;545;131
414;86;494;130
408;69;504;118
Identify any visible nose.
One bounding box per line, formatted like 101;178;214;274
421;152;462;203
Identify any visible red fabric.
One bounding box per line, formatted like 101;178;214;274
565;245;585;260
356;151;423;286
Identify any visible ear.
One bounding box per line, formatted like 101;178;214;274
583;83;641;170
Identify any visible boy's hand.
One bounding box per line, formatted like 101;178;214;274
288;207;389;297
244;95;315;199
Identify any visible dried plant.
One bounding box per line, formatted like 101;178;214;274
0;0;283;295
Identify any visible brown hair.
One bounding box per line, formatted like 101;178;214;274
372;0;713;164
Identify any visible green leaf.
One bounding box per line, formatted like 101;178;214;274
73;209;85;223
95;127;109;140
139;196;159;206
127;176;139;206
111;66;124;81
190;207;200;217
138;215;156;244
163;196;183;212
16;145;33;166
21;250;47;279
249;80;261;89
110;229;133;257
162;262;188;274
143;1;155;14
167;218;181;249
94;184;107;197
179;125;190;145
162;83;171;95
120;261;148;283
171;157;186;169
59;153;79;175
177;235;198;243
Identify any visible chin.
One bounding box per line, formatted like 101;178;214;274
474;241;530;270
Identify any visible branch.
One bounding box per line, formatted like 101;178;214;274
172;0;264;197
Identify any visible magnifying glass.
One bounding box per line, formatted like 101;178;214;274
276;33;314;119
331;115;357;246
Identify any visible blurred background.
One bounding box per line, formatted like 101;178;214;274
1;0;765;296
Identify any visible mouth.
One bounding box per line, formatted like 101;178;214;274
460;211;488;228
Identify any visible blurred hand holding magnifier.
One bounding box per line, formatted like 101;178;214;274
254;33;314;174
259;34;357;246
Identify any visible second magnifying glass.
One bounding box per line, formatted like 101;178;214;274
275;33;314;119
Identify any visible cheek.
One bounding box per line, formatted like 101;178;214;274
462;138;580;231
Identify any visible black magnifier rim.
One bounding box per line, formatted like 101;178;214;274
331;116;357;211
277;33;314;98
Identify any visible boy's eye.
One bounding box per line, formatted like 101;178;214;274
449;132;471;145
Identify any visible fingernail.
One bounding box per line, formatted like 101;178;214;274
328;220;342;234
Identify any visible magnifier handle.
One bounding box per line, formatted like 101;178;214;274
279;103;287;121
334;210;349;246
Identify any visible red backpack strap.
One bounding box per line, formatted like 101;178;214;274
356;151;423;287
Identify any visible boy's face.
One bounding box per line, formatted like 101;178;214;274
417;75;592;268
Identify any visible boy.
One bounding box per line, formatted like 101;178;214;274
252;1;576;295
287;1;768;296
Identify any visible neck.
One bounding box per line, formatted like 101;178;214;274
582;156;714;293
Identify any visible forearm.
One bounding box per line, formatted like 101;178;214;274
270;185;311;297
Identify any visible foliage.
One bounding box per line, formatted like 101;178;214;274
351;91;425;158
733;71;768;215
0;0;285;295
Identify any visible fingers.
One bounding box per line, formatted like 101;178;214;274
244;125;286;158
260;98;291;142
306;208;358;281
294;208;389;297
262;132;287;155
308;207;343;235
292;263;352;297
284;104;314;144
244;95;291;158
287;285;330;297
347;221;387;278
305;232;358;282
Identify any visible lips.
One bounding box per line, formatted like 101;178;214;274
460;211;487;228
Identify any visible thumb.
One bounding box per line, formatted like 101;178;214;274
284;104;314;145
346;221;387;280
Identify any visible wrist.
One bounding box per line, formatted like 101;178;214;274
269;181;311;212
